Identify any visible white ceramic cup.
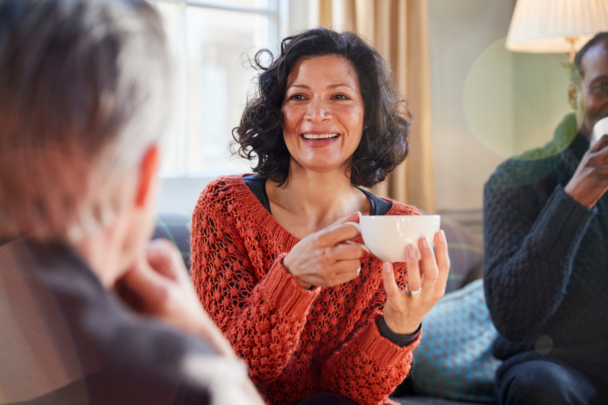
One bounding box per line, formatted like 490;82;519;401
344;215;441;262
591;116;608;148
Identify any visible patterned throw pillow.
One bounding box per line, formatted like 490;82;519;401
410;279;500;403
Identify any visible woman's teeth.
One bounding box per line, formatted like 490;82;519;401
302;133;339;140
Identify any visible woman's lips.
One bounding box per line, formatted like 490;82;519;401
300;133;341;147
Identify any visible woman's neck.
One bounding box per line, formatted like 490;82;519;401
266;161;371;239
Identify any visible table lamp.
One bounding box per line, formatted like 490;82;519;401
506;0;608;62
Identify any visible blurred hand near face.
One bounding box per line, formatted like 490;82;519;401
565;134;608;208
381;231;450;335
283;212;366;289
117;239;235;358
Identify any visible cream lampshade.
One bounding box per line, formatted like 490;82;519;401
506;0;608;61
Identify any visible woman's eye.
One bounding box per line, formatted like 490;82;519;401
289;94;305;100
333;94;350;100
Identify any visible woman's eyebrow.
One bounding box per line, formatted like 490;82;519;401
288;83;356;90
327;83;355;90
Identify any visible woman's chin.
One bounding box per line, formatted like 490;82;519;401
294;159;350;175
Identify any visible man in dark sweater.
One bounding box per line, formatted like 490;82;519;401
484;33;608;405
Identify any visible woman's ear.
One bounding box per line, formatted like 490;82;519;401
568;83;579;111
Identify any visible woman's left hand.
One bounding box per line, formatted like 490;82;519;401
382;230;450;335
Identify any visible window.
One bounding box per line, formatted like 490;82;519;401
150;0;287;178
150;0;315;215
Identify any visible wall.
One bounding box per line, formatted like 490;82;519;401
512;52;571;154
429;0;516;213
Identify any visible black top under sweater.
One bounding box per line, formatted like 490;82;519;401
483;114;608;381
243;174;393;216
242;174;421;347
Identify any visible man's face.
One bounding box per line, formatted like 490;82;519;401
578;40;608;137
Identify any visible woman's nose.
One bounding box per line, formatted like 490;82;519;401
304;97;331;122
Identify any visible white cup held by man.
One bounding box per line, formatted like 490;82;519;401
591;116;608;148
346;215;441;262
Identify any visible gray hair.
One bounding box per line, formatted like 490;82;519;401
0;0;171;242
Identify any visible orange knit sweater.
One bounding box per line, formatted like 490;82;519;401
191;175;421;405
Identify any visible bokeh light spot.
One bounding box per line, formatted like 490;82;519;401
464;38;574;160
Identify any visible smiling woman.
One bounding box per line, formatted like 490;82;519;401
190;28;450;405
233;28;410;188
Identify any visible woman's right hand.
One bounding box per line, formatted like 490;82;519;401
283;212;366;289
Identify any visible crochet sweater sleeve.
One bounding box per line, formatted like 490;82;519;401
320;313;421;404
191;182;319;385
483;176;596;342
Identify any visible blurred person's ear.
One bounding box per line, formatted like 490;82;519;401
125;144;161;250
112;144;161;281
568;83;580;110
135;145;160;208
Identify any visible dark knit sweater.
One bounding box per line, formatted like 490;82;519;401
483;113;608;381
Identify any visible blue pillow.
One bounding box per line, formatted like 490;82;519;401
411;279;500;403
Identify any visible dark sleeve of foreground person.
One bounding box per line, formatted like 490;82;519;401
483;171;596;342
0;240;256;405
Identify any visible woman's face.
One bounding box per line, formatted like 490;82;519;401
282;55;365;174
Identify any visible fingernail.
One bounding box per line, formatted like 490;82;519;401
422;237;430;250
383;263;390;273
439;230;446;243
357;267;361;274
407;244;417;259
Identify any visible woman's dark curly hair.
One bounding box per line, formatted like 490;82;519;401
232;27;411;188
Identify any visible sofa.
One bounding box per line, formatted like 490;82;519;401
152;213;490;405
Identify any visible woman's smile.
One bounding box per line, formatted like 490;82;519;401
300;131;341;147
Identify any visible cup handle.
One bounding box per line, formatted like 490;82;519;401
343;222;371;254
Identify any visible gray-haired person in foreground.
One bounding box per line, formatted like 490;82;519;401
0;0;262;403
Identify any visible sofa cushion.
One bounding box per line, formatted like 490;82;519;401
440;218;483;294
392;397;489;405
409;279;500;403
